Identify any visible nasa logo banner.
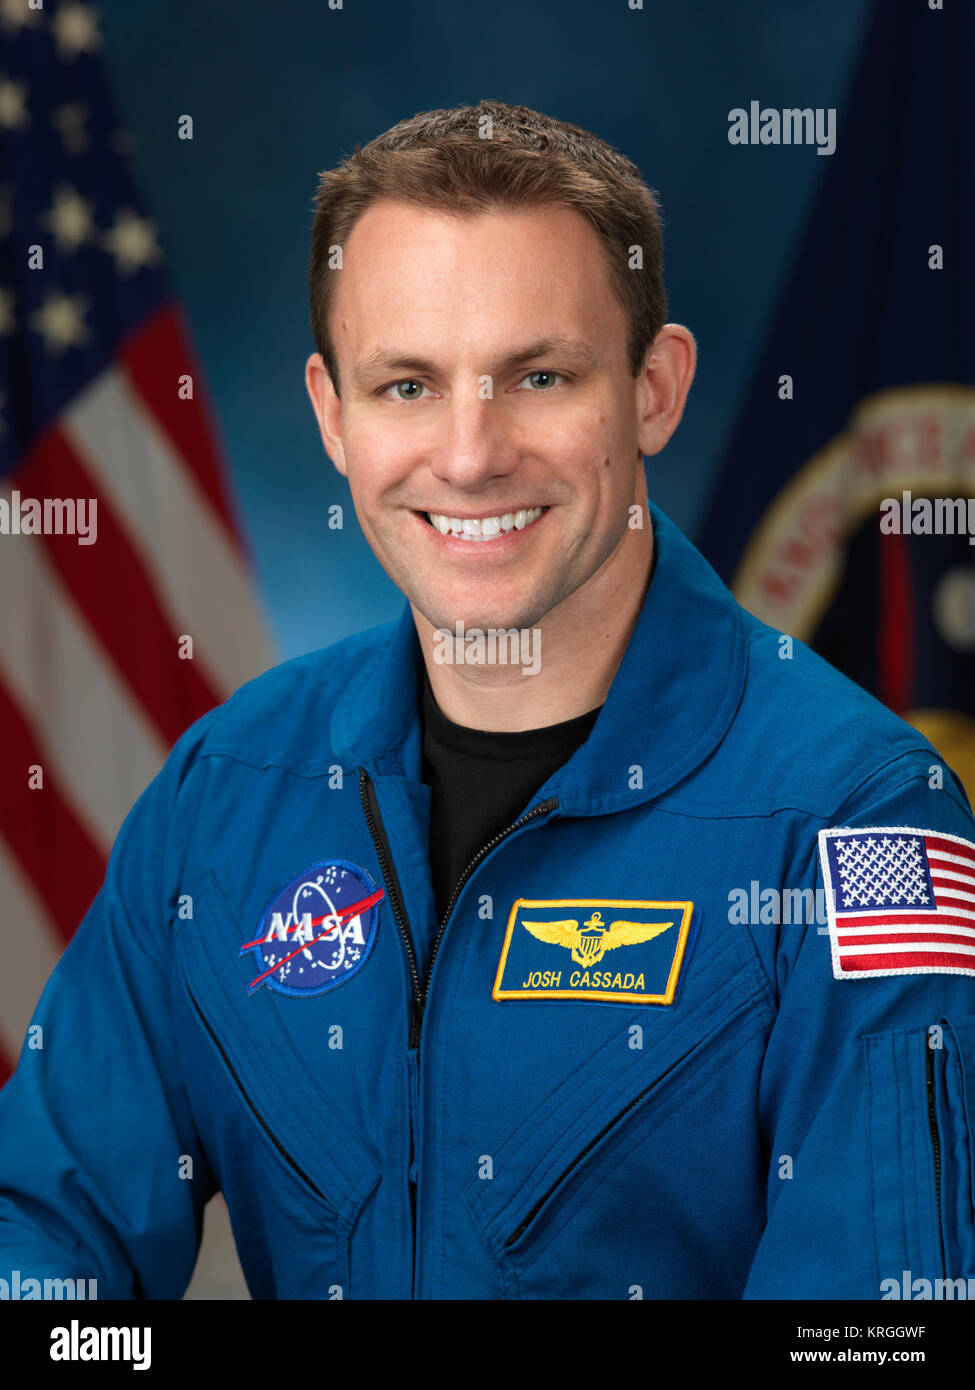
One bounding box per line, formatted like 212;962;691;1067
240;860;384;997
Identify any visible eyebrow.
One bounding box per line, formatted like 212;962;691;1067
351;336;600;387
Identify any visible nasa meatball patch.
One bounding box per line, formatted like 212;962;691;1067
493;897;695;1005
241;860;384;997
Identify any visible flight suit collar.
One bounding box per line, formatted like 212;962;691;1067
331;499;748;812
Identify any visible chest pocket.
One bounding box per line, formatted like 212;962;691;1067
174;867;381;1299
461;994;772;1299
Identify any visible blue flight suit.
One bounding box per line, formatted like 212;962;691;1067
1;499;974;1300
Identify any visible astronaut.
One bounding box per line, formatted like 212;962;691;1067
1;99;973;1301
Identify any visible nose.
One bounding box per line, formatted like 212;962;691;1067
428;387;520;493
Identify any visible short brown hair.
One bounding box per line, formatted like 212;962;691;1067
308;99;668;396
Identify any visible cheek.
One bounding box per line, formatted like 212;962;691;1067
583;446;639;534
344;432;411;509
563;395;630;466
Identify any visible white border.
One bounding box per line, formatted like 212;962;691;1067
817;824;975;981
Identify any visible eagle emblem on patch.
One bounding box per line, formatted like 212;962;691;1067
522;910;673;967
493;898;695;1005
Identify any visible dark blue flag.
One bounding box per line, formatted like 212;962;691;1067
697;0;975;803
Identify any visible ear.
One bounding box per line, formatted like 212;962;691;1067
634;325;697;458
304;352;348;477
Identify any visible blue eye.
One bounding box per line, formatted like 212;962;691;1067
516;370;566;391
382;380;428;401
379;371;567;399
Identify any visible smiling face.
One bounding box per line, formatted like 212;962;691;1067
307;199;667;635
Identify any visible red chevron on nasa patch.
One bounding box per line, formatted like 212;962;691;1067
818;826;975;979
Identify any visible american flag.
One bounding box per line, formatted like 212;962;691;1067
819;826;975;979
0;0;274;1085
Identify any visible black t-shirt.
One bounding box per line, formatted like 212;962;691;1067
420;668;602;925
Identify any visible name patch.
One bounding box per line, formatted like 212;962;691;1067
493;897;694;1005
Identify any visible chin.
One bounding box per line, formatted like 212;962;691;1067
419;598;543;636
407;568;567;635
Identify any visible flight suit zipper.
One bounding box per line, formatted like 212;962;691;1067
359;770;424;1045
925;1039;946;1276
358;766;557;1293
426;793;559;1018
358;768;557;1042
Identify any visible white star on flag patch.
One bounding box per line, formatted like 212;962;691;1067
818;825;975;979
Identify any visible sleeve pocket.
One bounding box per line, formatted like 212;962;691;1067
863;1019;975;1294
862;1026;945;1291
932;1016;975;1280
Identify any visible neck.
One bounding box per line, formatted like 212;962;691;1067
414;498;654;733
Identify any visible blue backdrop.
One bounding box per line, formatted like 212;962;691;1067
96;0;873;658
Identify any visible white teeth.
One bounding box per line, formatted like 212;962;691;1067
425;507;543;540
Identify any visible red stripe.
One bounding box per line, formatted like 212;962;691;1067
841;950;975;972
119;304;247;555
240;888;385;951
247;891;384;991
836;911;975;927
14;429;223;745
933;894;975;913
839;932;975;947
0;681;107;946
927;835;975;867
877;527;913;712
0;1047;12;1089
930;865;975;887
931;872;975;890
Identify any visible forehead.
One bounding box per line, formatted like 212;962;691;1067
331;198;624;354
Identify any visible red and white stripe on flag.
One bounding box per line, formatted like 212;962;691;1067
0;307;274;1084
0;3;277;1090
819;824;975;979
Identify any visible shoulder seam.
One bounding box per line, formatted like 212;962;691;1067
828;748;972;825
646;744;953;822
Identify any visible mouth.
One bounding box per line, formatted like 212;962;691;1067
420;506;547;542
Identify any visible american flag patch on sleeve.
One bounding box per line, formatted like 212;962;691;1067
818;826;975;979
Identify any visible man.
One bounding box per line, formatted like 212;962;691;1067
1;99;974;1301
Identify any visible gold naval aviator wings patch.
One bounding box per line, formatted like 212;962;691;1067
493;898;695;1005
